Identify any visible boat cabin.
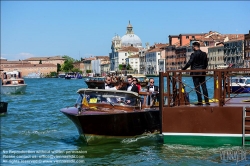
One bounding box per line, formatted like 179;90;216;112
76;89;141;108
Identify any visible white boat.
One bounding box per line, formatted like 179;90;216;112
23;72;41;78
230;76;250;93
1;71;27;94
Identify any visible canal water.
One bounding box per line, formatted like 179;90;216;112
1;77;249;165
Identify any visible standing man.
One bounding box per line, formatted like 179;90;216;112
146;78;159;106
182;42;209;105
146;78;159;92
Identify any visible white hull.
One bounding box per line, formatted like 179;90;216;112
1;84;27;94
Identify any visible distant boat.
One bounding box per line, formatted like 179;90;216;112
1;71;27;94
23;72;42;78
58;73;66;78
65;72;83;79
230;76;250;93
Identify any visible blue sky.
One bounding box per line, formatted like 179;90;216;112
1;1;250;61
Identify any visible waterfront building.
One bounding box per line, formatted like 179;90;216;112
207;44;225;70
139;48;147;74
244;30;250;68
2;64;57;77
23;56;66;65
145;45;163;74
175;46;187;70
0;57;57;76
100;62;110;76
126;54;140;74
117;46;139;72
82;57;96;75
224;37;245;68
165;45;177;70
73;61;84;74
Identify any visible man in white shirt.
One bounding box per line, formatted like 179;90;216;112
146;78;159;106
103;76;113;89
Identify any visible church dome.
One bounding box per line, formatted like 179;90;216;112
121;34;142;47
121;21;142;47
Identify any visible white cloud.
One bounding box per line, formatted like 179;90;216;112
1;53;36;61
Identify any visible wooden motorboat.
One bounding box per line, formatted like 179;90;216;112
60;89;160;144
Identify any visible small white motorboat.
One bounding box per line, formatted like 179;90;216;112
1;71;27;94
230;76;250;93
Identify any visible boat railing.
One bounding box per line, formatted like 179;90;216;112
159;68;250;108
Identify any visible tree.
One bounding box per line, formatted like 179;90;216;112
39;60;42;64
126;64;132;70
61;55;75;72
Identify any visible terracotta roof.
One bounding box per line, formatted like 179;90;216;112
128;54;139;58
147;47;162;52
118;46;139;52
82;57;96;61
0;60;31;64
5;64;56;68
23;56;65;61
223;34;244;40
95;56;109;60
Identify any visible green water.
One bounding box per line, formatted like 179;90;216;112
1;78;249;165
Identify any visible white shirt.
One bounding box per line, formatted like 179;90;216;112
149;86;154;92
109;87;117;90
105;84;111;90
127;84;133;91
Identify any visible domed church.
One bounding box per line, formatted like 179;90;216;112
111;21;142;49
110;21;142;72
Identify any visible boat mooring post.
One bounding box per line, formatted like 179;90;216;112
159;72;164;134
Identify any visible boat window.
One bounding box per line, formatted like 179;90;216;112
78;91;140;107
245;79;250;84
239;79;245;83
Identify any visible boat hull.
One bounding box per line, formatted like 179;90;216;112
162;106;250;146
231;86;250;93
61;107;160;143
1;84;27;94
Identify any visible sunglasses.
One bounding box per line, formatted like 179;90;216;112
150;82;154;83
133;80;137;81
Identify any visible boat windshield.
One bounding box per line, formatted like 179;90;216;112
76;89;140;107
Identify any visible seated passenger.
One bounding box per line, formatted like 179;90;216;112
109;80;123;90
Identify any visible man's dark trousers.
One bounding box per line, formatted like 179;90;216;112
192;76;209;103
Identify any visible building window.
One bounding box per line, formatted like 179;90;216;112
186;36;189;39
125;53;127;56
